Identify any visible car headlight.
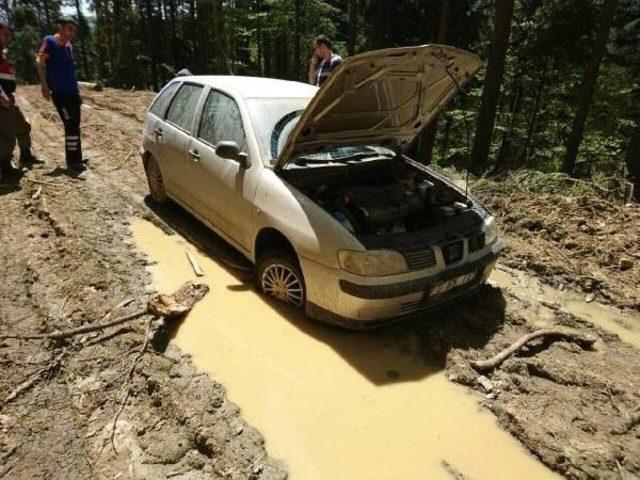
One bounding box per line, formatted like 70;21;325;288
483;216;498;245
338;250;408;276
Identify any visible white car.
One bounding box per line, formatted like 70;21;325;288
141;44;501;328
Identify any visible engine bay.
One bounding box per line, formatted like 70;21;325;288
294;165;474;237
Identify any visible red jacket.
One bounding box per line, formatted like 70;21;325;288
0;48;17;95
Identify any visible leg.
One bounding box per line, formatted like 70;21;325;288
9;102;35;163
52;93;82;167
0;106;19;178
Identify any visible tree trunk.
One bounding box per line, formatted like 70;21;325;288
144;0;159;89
168;0;180;69
469;0;515;175
293;0;301;79
521;59;549;165
418;0;450;165
75;0;90;80
561;0;617;176
625;121;640;202
348;0;357;56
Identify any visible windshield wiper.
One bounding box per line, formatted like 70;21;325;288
294;152;395;166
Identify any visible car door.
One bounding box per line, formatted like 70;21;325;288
144;81;180;162
187;89;257;252
160;82;205;204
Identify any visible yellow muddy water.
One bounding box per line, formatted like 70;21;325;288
131;218;560;480
490;267;640;349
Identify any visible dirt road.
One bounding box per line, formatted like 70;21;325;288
1;85;639;479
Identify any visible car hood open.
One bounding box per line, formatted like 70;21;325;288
274;44;482;171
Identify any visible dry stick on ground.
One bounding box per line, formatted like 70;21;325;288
24;178;64;188
0;281;210;341
108;148;135;171
2;350;67;406
110;316;154;453
0;309;148;341
471;329;597;373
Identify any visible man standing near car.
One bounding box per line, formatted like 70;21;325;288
0;20;39;181
308;35;343;87
37;17;86;172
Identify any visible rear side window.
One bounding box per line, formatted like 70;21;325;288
166;84;204;133
149;82;179;118
199;90;246;151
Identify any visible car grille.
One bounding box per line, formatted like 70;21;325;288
468;232;486;253
442;240;464;264
400;300;425;314
403;249;437;271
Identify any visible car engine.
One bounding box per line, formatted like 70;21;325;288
315;179;469;236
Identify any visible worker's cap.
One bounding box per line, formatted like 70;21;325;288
0;19;14;31
57;16;78;26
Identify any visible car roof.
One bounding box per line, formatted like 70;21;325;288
179;75;318;100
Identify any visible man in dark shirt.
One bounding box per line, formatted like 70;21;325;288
0;21;38;181
308;35;343;87
37;17;86;172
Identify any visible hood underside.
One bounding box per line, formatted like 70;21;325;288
275;44;482;171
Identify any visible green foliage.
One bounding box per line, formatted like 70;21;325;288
0;0;636;181
6;6;41;84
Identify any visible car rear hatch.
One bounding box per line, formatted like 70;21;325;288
274;44;482;171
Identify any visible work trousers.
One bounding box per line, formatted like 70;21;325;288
0;94;32;166
51;92;83;165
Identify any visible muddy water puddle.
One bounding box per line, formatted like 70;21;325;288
131;218;559;480
491;267;640;348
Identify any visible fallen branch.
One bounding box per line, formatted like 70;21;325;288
2;350;66;406
108;148;135;171
471;329;597;373
0;281;209;341
110;316;153;453
0;309;147;340
24;178;63;188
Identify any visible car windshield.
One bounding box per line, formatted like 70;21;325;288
246;97;395;166
246;97;311;165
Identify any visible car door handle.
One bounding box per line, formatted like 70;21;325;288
154;127;163;137
189;148;200;161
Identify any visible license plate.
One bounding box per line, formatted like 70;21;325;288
430;271;477;296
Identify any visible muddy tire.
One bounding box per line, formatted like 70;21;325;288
256;250;306;308
145;155;168;203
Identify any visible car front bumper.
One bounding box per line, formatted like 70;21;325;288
301;240;502;329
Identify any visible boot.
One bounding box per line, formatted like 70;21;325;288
20;151;44;166
0;158;21;182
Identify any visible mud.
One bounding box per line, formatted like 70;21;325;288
132;218;559;480
0;86;285;479
1;85;639;479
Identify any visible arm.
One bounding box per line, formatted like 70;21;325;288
308;56;318;85
36;38;51;101
0;85;10;108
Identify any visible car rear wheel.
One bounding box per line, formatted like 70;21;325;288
145;156;168;203
257;251;306;308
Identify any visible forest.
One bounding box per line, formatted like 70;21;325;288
2;0;639;196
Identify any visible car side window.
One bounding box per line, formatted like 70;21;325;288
199;90;246;151
166;83;204;133
149;81;180;118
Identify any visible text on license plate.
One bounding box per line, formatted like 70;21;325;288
430;271;477;296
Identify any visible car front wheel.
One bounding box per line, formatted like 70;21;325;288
257;251;306;308
145;155;168;203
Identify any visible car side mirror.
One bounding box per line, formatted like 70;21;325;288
216;141;251;168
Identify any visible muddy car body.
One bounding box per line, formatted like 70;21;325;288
141;44;501;328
